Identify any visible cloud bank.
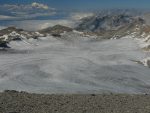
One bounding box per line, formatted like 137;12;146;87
70;12;94;20
0;2;56;20
11;19;75;31
0;2;95;31
7;12;94;31
31;2;49;10
0;15;17;20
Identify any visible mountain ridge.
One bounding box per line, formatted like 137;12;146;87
0;14;150;50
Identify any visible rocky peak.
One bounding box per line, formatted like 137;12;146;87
0;27;23;36
76;14;145;32
39;25;73;36
75;14;145;39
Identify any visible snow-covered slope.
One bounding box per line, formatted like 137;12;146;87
0;34;150;94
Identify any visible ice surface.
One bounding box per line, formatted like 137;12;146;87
0;35;150;94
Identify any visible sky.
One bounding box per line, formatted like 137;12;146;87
0;0;150;30
0;0;150;10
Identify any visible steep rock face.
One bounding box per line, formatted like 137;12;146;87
76;14;145;31
39;25;73;36
76;14;145;39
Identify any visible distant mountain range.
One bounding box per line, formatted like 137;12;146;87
76;14;145;38
0;13;150;50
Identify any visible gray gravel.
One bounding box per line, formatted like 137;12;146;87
0;90;150;113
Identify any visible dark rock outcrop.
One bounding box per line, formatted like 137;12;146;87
0;41;10;48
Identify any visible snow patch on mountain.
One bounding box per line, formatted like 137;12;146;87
141;57;150;68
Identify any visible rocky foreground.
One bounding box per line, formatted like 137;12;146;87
0;90;150;113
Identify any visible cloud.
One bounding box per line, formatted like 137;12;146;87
10;19;76;31
0;2;95;31
2;2;54;11
70;12;94;20
0;2;56;20
1;11;95;31
31;2;49;10
0;15;17;20
0;26;6;30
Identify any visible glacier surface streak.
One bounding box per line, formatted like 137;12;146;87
0;36;150;94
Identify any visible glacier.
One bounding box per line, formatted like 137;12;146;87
0;35;150;94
